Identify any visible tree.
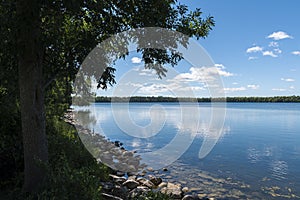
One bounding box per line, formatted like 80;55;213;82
16;0;48;192
3;0;215;193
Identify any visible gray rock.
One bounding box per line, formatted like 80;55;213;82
171;190;183;199
116;171;125;176
111;185;128;198
127;172;138;176
128;175;137;180
148;175;163;186
161;182;183;199
101;193;124;200
122;180;139;189
100;182;114;191
158;182;167;189
182;194;196;200
182;187;189;193
109;174;127;184
128;186;150;198
137;177;154;188
147;167;154;172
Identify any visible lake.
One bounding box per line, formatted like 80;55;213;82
74;102;300;199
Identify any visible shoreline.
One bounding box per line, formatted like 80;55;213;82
64;110;216;200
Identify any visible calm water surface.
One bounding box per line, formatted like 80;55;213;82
76;103;300;199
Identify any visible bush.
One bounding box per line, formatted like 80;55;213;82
2;117;110;200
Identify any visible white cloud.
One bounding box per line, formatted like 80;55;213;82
131;57;142;64
214;63;225;69
247;84;260;90
274;48;282;54
173;66;234;83
248;56;258;60
290;86;295;90
267;31;293;40
224;87;246;92
272;88;287;92
190;86;206;91
281;78;295;82
232;82;238;85
246;46;263;53
269;41;279;47
137;83;169;95
133;67;156;77
291;51;300;56
263;51;278;57
125;82;144;88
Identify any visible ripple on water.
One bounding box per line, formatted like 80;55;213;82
270;160;288;180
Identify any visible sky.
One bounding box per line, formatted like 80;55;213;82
93;0;300;97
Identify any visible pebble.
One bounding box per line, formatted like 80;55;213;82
116;171;125;176
147;167;154;172
122;180;139;189
148;175;162;186
101;193;124;200
182;187;189;193
158;182;167;188
182;195;196;200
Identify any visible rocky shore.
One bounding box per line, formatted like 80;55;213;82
100;170;213;200
64;110;217;200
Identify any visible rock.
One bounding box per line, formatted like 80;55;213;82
116;171;126;176
122;180;139;189
122;151;134;157
100;182;114;191
182;187;189;193
127;172;138;176
140;172;146;177
148;175;162;186
128;160;139;167
137;177;147;182
147;167;154;172
158;182;167;189
114;141;122;147
197;193;208;199
171;190;183;199
182;195;196;200
127;165;137;172
163;168;168;171
128;186;150;198
161;182;183;199
109;174;127;184
137;177;154;188
101;193;124;200
128;175;137;181
111;186;128;199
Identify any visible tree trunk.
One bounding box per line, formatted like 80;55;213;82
17;0;48;193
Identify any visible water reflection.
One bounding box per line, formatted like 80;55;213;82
74;103;227;169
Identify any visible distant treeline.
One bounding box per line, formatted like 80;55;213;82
95;96;300;103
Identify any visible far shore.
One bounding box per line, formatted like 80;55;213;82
93;95;300;103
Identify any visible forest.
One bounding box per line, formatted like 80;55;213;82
95;96;300;103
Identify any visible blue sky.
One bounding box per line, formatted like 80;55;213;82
95;0;300;97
